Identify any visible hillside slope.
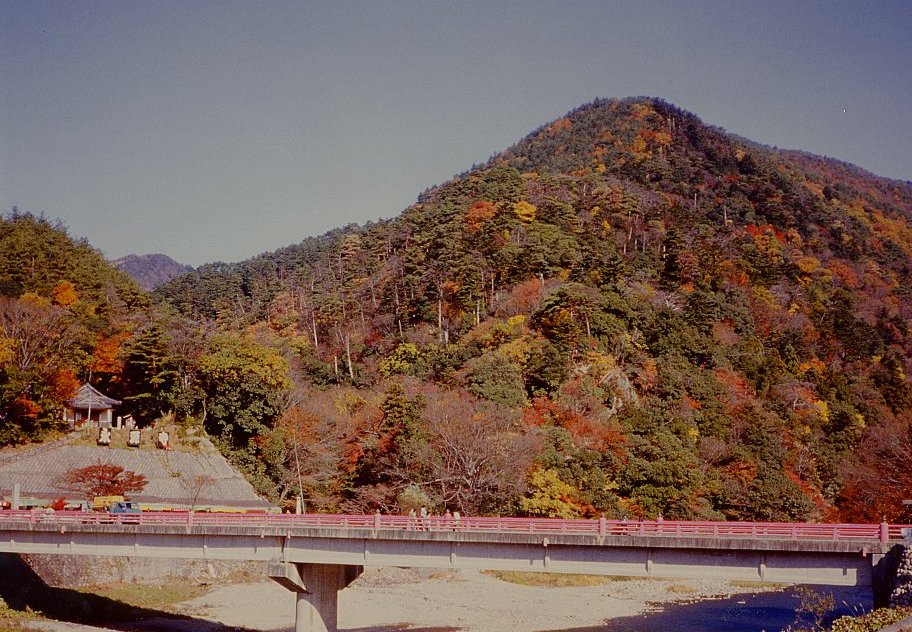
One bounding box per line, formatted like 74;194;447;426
0;430;273;510
154;97;912;522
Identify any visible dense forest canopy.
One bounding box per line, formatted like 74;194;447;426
0;210;149;442
3;98;911;522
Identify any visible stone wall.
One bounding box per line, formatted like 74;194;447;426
891;545;912;607
20;554;266;588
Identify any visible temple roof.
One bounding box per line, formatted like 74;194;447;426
68;383;121;409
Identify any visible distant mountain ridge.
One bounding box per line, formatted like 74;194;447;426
113;253;193;291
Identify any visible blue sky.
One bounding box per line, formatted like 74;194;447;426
2;1;910;266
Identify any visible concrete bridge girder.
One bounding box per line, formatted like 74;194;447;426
0;521;897;632
0;525;876;587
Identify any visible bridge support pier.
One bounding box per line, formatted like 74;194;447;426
872;545;906;608
269;562;363;632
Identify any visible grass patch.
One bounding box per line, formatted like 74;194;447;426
483;571;616;587
729;580;788;589
82;578;211;612
666;583;697;594
0;594;41;631
0;596;39;622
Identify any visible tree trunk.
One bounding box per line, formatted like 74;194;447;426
344;333;354;380
437;298;443;342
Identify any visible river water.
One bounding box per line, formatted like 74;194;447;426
559;586;871;632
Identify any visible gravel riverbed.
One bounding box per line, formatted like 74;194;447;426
17;567;870;632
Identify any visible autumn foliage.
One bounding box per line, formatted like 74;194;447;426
57;463;149;500
5;98;912;522
465;200;497;233
138;100;912;520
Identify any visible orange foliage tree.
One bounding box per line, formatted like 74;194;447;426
89;332;130;375
465;201;498;233
56;462;148;500
837;412;912;522
51;281;78;306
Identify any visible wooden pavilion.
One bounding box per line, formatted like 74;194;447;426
64;383;121;428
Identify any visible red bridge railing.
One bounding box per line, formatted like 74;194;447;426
2;509;909;544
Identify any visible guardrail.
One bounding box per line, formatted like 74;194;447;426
1;509;909;544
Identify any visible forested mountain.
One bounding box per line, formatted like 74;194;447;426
0;211;149;443
4;98;911;523
152;97;912;522
112;254;194;291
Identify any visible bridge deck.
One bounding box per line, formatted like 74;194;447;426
1;511;906;587
1;509;907;542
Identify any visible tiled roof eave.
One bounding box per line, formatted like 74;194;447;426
67;384;121;408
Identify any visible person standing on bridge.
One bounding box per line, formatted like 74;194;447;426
420;506;428;530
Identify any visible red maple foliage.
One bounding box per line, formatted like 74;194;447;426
56;462;148;500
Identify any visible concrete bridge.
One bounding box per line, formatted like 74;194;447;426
0;510;908;632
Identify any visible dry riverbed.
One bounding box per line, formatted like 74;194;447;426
11;567;795;632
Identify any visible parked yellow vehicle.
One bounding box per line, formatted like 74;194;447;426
92;495;125;511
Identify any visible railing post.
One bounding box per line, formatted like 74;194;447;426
880;520;889;544
599;515;607;536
